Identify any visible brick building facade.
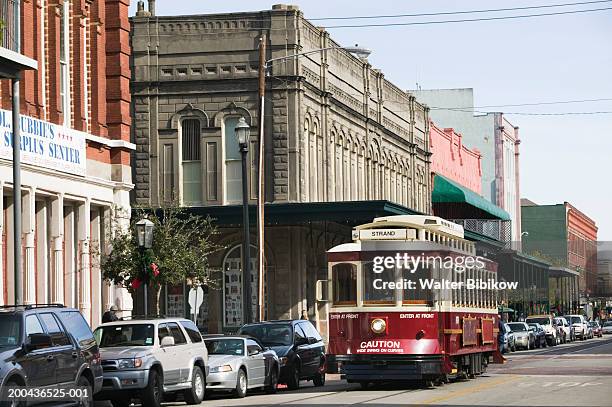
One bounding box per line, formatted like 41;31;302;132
0;0;133;327
130;3;431;333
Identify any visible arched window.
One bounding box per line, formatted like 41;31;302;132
181;118;202;205
309;121;318;200
222;244;263;327
335;135;343;200
223;117;242;204
303;119;310;200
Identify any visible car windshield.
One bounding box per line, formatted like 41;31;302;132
568;316;582;325
589;322;598;327
94;324;155;348
239;324;293;346
0;314;21;348
528;323;539;330
526;317;549;325
507;323;527;332
604;321;612;327
205;339;244;356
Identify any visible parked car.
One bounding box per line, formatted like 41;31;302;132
527;323;548;348
93;318;208;407
525;315;559;346
238;320;326;390
565;315;589;340
204;336;279;397
499;323;516;353
589;321;603;338
554;317;574;342
584;320;594;339
602;321;612;334
0;304;103;405
506;322;535;350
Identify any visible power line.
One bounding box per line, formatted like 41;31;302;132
429;98;612;110
322;7;612;29
431;107;612;115
310;0;612;21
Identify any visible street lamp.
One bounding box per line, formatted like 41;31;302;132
136;218;154;316
235;117;252;325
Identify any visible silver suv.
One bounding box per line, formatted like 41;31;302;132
93;318;208;407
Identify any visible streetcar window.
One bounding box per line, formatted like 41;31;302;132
402;265;433;305
332;263;357;306
363;262;395;305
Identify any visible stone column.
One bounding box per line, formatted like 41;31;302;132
101;207;114;314
78;199;91;322
51;194;64;304
23;188;36;305
0;182;4;305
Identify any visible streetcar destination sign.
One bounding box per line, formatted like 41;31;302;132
353;228;416;240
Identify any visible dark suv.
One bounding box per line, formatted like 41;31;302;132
0;304;103;404
238;320;326;390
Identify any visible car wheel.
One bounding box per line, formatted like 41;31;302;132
234;368;248;398
184;366;205;405
287;365;300;390
511;344;516;352
1;379;25;407
313;372;325;387
76;375;93;407
141;369;163;407
265;366;279;394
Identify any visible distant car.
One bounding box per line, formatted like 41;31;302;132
238;320;326;390
507;322;535;350
589;321;603;338
602;321;612;334
584;321;594;339
0;304;103;404
527;323;547;348
499;323;516;353
93;318;208;407
204;336;280;397
565;315;589;340
525;315;559;346
554;317;573;342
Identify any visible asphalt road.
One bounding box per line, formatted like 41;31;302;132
99;335;612;407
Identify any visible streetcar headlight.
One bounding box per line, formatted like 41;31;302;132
370;318;386;334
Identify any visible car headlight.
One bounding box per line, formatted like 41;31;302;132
371;318;386;334
117;358;142;369
210;365;233;373
279;357;289;367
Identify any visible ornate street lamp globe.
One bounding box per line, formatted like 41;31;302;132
234;117;250;147
135;218;155;249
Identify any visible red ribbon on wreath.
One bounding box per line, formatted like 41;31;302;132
131;278;142;290
150;263;160;277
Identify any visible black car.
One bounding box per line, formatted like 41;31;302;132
238;320;326;390
528;323;548;348
0;304;103;405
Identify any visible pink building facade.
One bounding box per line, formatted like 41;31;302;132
430;121;482;193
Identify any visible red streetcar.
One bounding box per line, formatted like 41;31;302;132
320;215;504;387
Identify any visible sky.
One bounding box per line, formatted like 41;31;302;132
129;1;612;239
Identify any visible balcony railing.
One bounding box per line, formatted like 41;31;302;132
451;218;512;243
0;0;19;52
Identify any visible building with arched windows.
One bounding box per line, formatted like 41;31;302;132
130;3;432;335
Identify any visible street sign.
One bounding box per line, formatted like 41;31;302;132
188;286;204;319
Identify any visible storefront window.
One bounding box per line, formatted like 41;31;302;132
331;263;357;306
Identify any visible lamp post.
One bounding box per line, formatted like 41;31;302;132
136;218;154;317
255;42;371;321
235;117;252;325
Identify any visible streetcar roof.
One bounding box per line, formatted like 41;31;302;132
355;215;464;239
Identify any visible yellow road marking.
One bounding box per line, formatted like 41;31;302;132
421;375;521;405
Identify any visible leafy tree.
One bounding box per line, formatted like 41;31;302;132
100;204;221;316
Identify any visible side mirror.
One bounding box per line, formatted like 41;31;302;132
295;337;308;347
161;336;175;347
315;280;329;302
248;348;260;356
26;333;53;351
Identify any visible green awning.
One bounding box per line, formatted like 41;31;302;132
432;175;511;221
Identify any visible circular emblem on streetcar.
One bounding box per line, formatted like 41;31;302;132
370;318;386;334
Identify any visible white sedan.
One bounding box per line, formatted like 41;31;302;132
602;321;612;334
204;336;280;398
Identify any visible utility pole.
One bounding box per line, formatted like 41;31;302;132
257;35;266;322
